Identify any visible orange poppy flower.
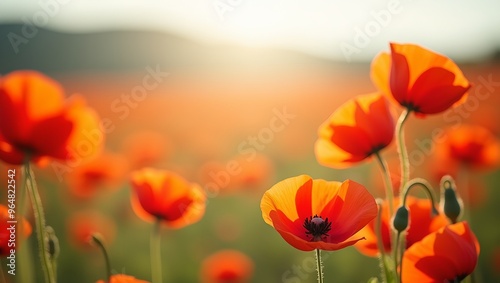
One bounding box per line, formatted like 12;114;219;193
0;204;32;256
130;168;206;228
66;152;128;199
371;42;470;115
315;93;395;168
122;131;172;170
67;211;116;250
200;250;254;283
402;221;479;283
96;274;150;283
435;125;500;171
0;70;102;165
354;196;449;257
260;175;377;251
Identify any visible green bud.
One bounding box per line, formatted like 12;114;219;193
440;175;463;224
45;226;59;260
392;206;410;233
443;187;462;224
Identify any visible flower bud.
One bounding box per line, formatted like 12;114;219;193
440;175;463;224
392;206;410;233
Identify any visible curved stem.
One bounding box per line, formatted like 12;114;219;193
315;249;324;283
91;234;112;283
396;109;411;198
401;178;438;213
375;152;394;217
25;162;56;283
151;219;162;283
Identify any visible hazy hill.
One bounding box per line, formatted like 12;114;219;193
0;23;367;75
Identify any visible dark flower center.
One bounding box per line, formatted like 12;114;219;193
303;215;332;242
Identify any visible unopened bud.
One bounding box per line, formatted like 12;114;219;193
45;226;59;260
392;206;410;233
440;175;463;224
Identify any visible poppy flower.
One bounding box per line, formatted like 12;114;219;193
130;168;206;229
122;131;172;170
0;70;103;165
260;175;377;251
0;204;32;256
354;196;449;257
402;221;479;283
67;211;116;250
200;250;254;283
96;274;150;283
435;125;500;171
371;42;470;115
315;93;395;168
66;152;128;199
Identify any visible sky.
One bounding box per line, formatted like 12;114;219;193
1;0;500;62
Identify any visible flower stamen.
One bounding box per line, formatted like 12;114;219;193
303;215;332;242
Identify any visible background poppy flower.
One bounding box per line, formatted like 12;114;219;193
0;204;32;256
354;196;449;257
121;131;173;170
260;175;377;251
315;93;395;168
66;152;128;199
435;124;500;171
0;70;103;165
66;210;116;250
130;167;206;229
200;249;254;283
96;274;150;283
402;221;479;283
371;42;470;115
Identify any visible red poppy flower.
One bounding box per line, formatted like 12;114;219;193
354;196;449;257
435;125;500;171
402;221;479;283
315;93;395;168
130;168;206;228
200;250;254;283
0;204;32;256
260;175;377;251
371;42;470;115
66;152;128;199
96;274;150;283
67;210;116;250
0;70;103;165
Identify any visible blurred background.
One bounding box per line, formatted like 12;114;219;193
1;0;500;282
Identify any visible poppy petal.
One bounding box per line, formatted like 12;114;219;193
322;180;378;243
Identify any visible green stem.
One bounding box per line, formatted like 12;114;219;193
374;200;391;282
18;162;34;283
91;234;112;283
392;232;401;283
315;249;324;283
396;109;411;198
0;259;6;283
151;219;162;283
401;179;438;212
25;162;55;283
375;152;394;217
